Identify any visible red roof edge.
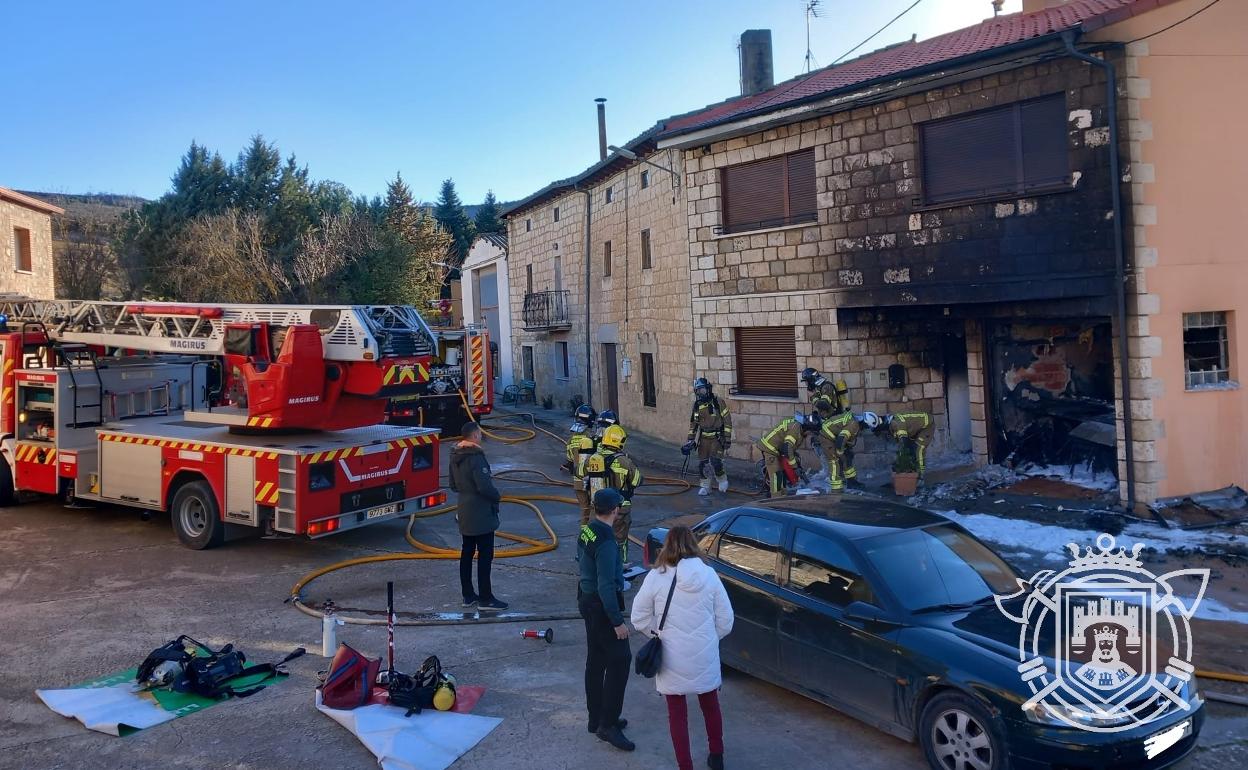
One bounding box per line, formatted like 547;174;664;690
0;187;65;216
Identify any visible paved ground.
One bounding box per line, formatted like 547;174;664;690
1;420;1245;769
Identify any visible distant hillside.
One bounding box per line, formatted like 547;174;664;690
19;191;146;223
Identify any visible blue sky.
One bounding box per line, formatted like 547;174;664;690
2;0;1020;205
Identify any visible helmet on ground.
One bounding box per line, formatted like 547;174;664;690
693;377;711;398
801;412;822;431
573;404;596;425
801;367;819;385
597;410;619;428
860;411;881;430
600;424;627;451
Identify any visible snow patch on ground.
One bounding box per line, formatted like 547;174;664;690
939;511;1248;623
1016;461;1119;492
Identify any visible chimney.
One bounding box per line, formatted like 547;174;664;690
739;30;774;97
595;98;607;161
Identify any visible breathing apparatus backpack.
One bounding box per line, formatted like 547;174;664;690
137;635;303;699
386;655;455;717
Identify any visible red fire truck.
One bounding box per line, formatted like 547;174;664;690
386;324;493;434
0;299;446;549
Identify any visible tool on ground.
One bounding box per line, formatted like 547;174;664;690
385;582;396;685
680;452;691;478
137;635;304;700
321;643;381;710
520;628;554;644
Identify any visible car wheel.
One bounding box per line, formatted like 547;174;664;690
919;692;1008;770
0;456;15;507
171;480;224;550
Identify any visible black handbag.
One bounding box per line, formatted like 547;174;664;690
634;566;677;678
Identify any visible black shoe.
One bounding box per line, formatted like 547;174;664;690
846;479;864;489
708;754;724;770
478;598;509;611
462;595;478;608
596;725;635;752
587;718;628;734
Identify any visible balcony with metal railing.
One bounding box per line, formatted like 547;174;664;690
522;290;572;331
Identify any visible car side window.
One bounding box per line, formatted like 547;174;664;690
788;528;875;608
717;515;783;582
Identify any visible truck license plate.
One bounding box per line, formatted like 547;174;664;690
366;504;398;519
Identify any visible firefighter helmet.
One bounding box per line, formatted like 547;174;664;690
800;412;822;431
574;404;596;426
860;411;881;430
597;410;619;428
693;377;711;398
801;367;819;388
600;424;627;451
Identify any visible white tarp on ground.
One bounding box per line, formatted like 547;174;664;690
316;692;501;770
37;683;176;736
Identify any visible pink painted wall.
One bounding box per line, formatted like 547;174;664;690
1097;0;1248;498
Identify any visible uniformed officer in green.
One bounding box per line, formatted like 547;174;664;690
869;411;935;480
819;410;865;491
756;413;819;497
564;404;598;525
584;424;642;567
577;488;634;752
682;377;732;496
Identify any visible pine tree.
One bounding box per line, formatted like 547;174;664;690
230;135;282;214
473;190;503;234
433;178;476;265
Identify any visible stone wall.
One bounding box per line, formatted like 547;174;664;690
0;201;56;299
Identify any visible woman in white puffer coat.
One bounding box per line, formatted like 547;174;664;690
631;526;734;770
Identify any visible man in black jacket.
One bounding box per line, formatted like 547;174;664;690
448;422;507;611
578;488;634;752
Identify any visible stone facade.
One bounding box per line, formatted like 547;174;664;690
504;149;693;443
678;57;1122;471
0;192;58;299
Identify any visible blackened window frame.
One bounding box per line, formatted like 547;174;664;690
640;228;652;270
641;352;657;407
918;92;1070;206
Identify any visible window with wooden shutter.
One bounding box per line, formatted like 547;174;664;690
641;229;652;269
603;240;612;277
734;326;798;397
641;352;656;407
921;93;1068;204
720;149;817;234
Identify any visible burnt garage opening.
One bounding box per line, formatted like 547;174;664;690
985;319;1116;475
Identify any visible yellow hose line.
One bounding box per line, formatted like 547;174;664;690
492;467;692;496
1196;669;1248;684
290;494;568;625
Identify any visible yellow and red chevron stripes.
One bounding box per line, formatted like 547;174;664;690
13;445;57;464
300;434;435;464
1;358;14;412
469;336;487;405
253;480;280;505
97;434;280;459
381;362;430;387
246;416;275;428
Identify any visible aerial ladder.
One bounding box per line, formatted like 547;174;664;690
0;298;447;548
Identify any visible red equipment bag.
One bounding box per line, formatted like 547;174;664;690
320;643;380;710
778;456;799;485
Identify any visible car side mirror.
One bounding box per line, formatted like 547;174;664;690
844;600;895;626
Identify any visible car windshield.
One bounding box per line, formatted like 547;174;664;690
860;524;1020;612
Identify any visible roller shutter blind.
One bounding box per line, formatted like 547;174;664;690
921;93;1068;204
734;326;797;397
721;149;816;234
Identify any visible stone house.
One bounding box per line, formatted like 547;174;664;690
502;126;694;442
0;187;61;299
460;233;514;388
502;0;1242;508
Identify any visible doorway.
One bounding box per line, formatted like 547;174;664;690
942;333;972;454
522;345;535;382
601;343;619;414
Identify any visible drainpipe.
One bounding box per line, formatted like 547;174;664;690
1062;31;1135;513
580;186;593;405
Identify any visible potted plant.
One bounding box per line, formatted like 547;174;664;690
891;446;920;496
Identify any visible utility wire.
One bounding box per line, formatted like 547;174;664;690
832;0;926;65
1125;0;1223;44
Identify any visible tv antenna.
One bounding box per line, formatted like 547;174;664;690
804;0;822;72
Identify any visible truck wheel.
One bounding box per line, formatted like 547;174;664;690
171;480;224;550
0;456;14;507
919;691;1008;770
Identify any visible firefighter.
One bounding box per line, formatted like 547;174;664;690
867;411;934;480
597;409;619;436
564;404;599;525
682;377;732;496
584;424;642;569
756;413;820;497
819;410;865;492
801;367;849;419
